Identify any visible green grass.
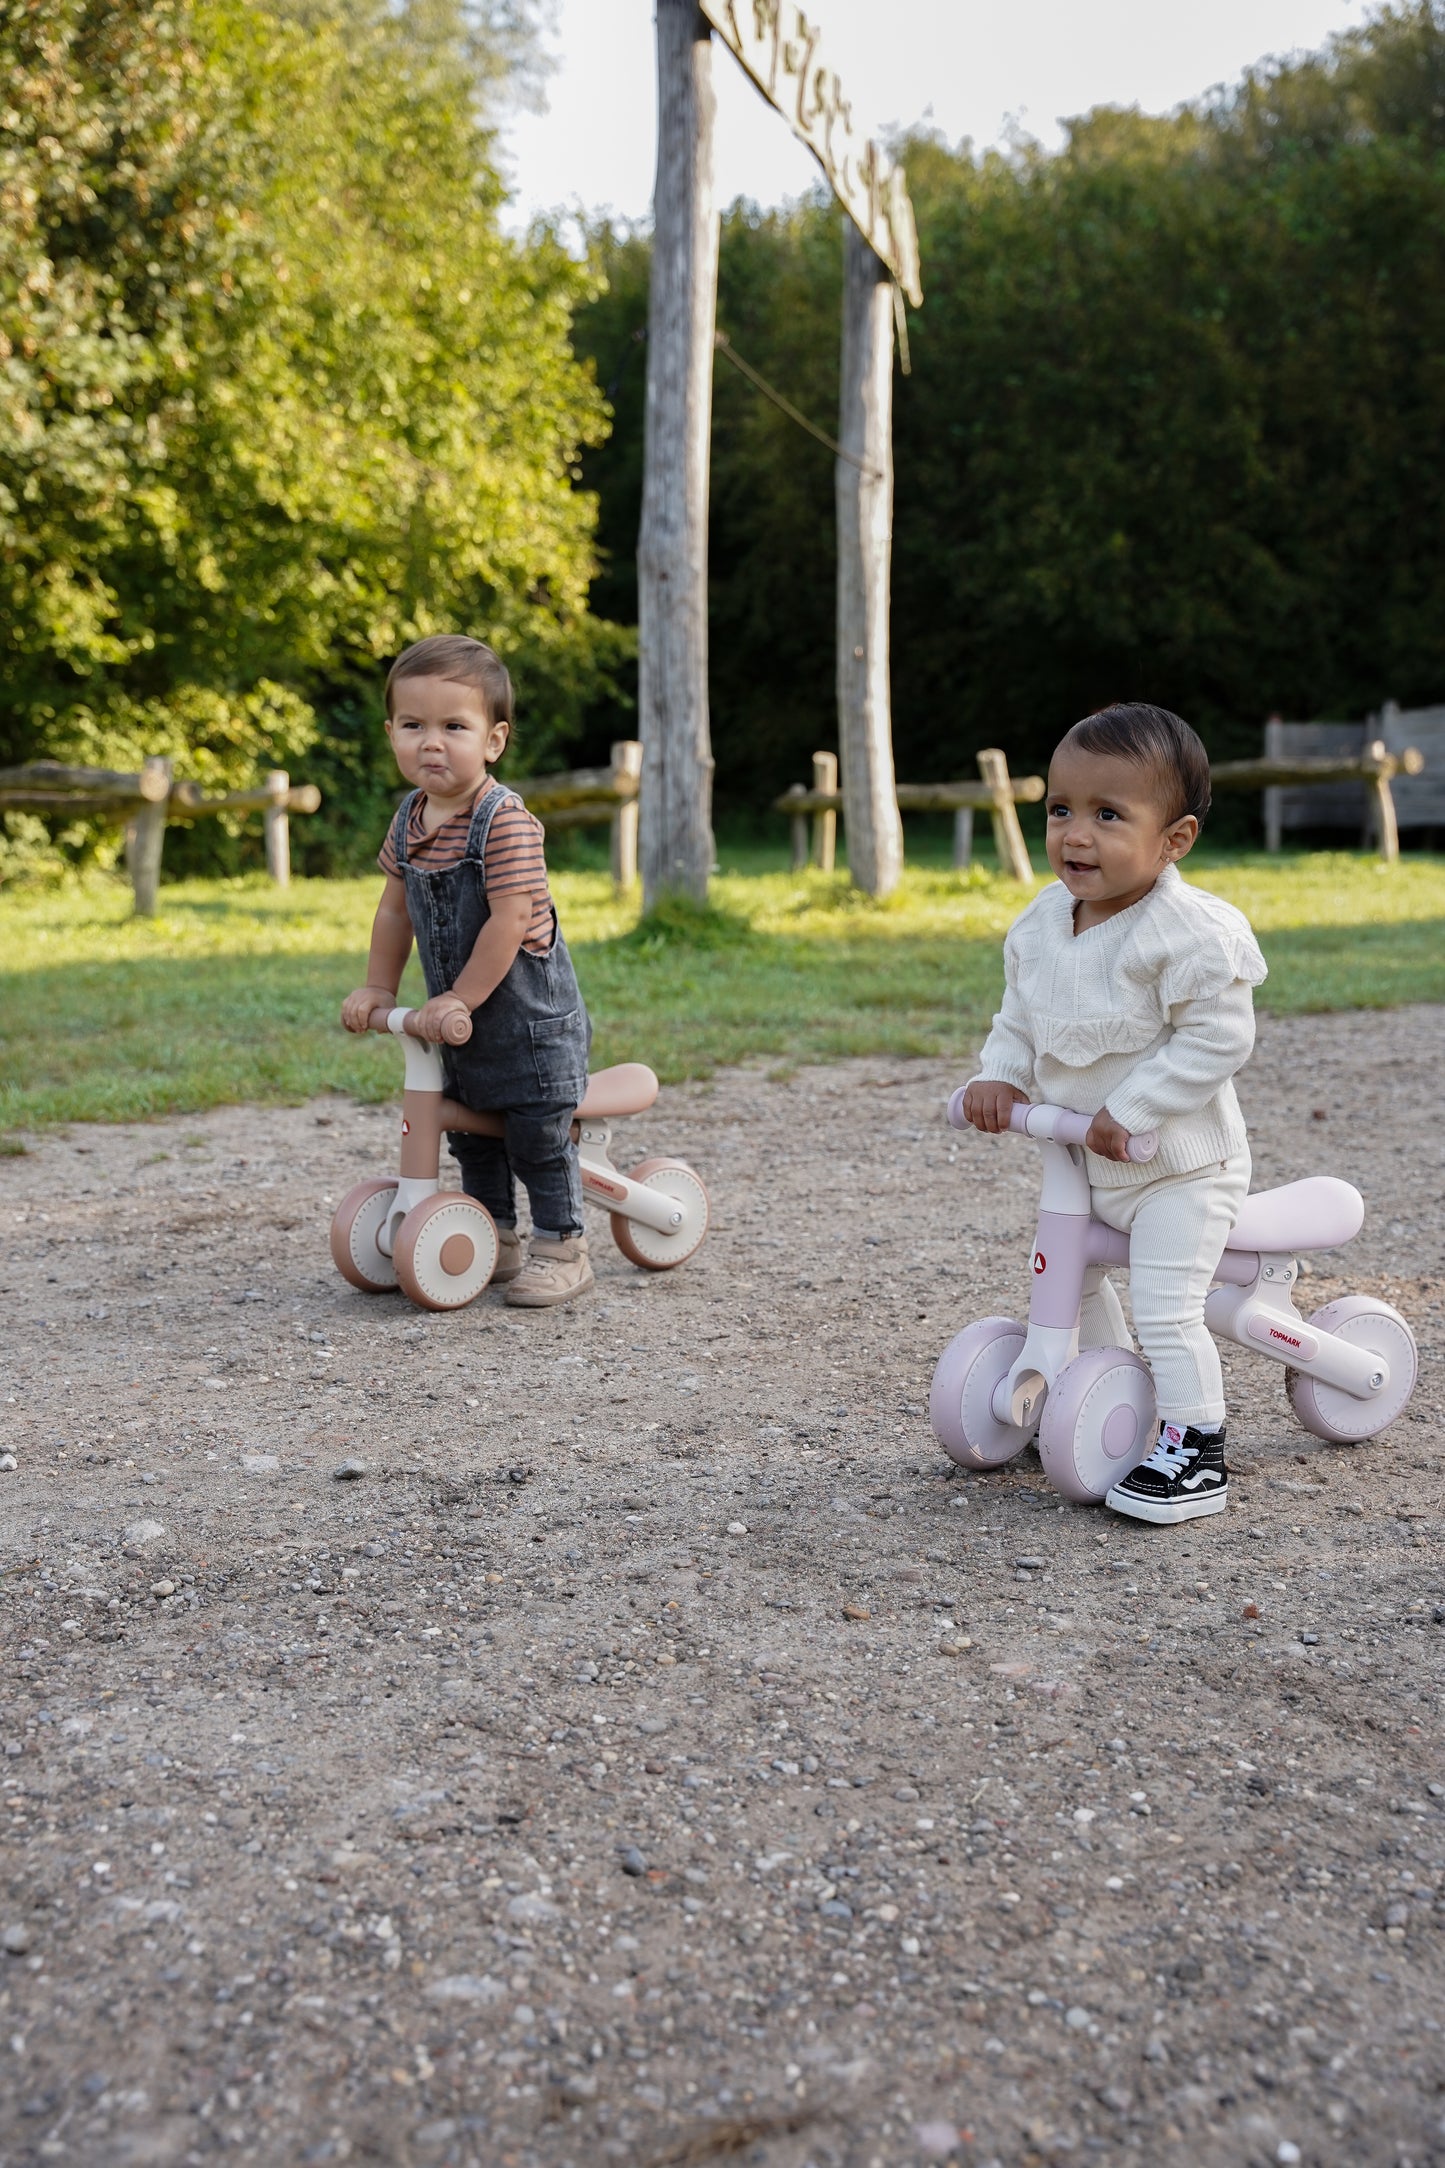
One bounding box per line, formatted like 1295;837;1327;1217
2;846;1443;1133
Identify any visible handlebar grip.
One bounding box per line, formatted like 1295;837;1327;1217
438;1009;472;1046
1125;1129;1158;1163
946;1085;971;1130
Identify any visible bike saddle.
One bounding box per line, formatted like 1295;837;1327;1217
576;1063;660;1120
1225;1176;1364;1255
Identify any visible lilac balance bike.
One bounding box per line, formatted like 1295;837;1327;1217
929;1098;1418;1502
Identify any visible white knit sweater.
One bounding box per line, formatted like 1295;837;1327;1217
975;864;1268;1187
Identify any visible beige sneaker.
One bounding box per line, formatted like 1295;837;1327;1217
490;1227;525;1285
504;1232;594;1309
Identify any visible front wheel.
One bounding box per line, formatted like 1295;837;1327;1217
1038;1345;1157;1502
610;1158;710;1271
929;1318;1032;1469
331;1179;399;1292
393;1193;498;1311
1287;1296;1418;1443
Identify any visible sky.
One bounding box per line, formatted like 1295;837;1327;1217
500;0;1376;230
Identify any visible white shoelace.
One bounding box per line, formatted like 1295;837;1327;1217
1140;1434;1193;1478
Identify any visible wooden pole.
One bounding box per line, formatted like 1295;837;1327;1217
609;740;643;891
125;755;172;916
263;770;291;888
836;221;904;899
783;784;809;872
1366;738;1400;863
811;750;837;871
1263;715;1284;853
977;747;1034;881
952;806;974;870
637;0;718;909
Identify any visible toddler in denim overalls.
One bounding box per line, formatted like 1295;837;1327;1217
341;635;594;1308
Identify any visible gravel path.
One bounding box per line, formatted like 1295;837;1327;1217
1;1006;1442;2168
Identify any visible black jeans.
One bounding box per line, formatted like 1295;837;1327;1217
448;1102;583;1238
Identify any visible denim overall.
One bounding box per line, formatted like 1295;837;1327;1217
390;785;592;1236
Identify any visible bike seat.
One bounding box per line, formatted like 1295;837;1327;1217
576;1063;660;1120
1225;1176;1364;1255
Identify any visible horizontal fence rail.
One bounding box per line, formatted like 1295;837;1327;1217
774;747;1043;881
0;757;320;912
516;741;642;891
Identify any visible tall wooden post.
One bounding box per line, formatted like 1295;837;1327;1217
637;0;719;909
836;221;904;899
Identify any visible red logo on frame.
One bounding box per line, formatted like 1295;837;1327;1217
401;1119;410;1136
1032;1251;1046;1274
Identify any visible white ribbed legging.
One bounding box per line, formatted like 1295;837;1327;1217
1079;1149;1251;1429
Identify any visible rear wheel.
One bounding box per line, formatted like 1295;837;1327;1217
393;1194;498;1311
929;1317;1032;1469
331;1179;399;1292
610;1158;710;1270
1288;1296;1417;1442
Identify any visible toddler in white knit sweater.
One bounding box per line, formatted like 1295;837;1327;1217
965;703;1267;1524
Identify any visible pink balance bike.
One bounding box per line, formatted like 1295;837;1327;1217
330;1007;710;1311
930;1097;1418;1501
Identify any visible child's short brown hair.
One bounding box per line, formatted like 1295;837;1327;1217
385;635;514;730
1065;702;1211;826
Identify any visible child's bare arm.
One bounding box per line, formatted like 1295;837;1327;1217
341;876;414;1031
409;893;534;1042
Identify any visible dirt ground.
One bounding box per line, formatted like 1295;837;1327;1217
1;1005;1442;2168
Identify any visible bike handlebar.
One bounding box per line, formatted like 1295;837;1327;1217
946;1086;1158;1164
365;1005;473;1047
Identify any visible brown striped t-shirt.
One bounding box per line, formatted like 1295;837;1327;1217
378;781;555;955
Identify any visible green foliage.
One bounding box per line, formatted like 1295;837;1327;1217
2;850;1442;1132
573;2;1445;808
1;0;623;876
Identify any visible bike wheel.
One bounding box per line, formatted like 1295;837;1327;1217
609;1158;710;1271
393;1194;498;1311
929;1318;1032;1469
331;1179;399;1293
1038;1345;1157;1502
1287;1296;1418;1443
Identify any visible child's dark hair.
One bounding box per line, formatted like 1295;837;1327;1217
1065;702;1211;825
386;634;514;732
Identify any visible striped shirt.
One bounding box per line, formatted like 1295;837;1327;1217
379;781;555;955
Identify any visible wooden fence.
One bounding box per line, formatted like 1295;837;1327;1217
774;747;1044;881
1253;705;1441;857
517;740;642;891
0;758;320;913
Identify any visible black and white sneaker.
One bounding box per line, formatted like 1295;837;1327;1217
1106;1422;1228;1524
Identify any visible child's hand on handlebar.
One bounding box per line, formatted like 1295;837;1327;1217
1085;1108;1134;1162
411;993;473;1044
341;984;398;1033
962;1079;1029;1133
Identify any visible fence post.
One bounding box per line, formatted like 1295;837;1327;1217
977;748;1033;881
1262;715;1284;852
609;740;642;891
811;751;838;871
952;806;974;871
782;783;809;871
264;770;291;887
125;755;172;916
1365;739;1401;864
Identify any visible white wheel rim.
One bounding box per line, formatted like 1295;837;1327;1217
404;1201;498;1308
345;1188;397;1288
621;1168;708;1265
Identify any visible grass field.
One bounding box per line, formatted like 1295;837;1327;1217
2;843;1443;1135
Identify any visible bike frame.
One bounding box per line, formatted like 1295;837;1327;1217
997;1110;1394;1432
376;1010;687;1260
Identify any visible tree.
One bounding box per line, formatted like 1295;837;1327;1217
1;0;624;875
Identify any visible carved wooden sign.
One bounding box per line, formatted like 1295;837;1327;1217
698;0;923;306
